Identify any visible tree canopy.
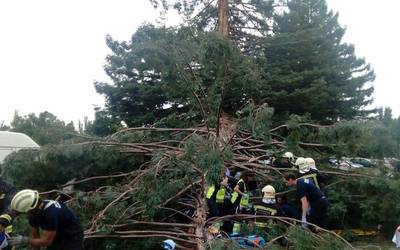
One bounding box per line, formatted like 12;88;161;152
94;0;375;129
10;111;76;145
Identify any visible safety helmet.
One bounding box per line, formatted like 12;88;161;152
262;185;276;198
295;157;310;174
305;157;317;170
282;152;295;162
162;239;176;250
11;189;39;213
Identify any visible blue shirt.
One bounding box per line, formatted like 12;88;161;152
296;179;324;203
29;200;83;248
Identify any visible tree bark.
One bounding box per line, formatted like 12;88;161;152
217;0;229;37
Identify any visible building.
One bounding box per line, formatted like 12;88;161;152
0;131;40;163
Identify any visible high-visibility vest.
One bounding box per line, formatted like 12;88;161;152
206;185;226;204
0;214;13;233
253;204;277;228
230;179;249;208
233;222;241;234
297;173;320;189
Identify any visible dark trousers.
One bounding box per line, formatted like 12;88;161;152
48;227;84;250
207;199;220;218
309;198;329;228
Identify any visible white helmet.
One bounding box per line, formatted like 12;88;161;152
162;239;176;250
295;157;310;174
262;185;276;198
11;189;39;213
282;152;294;162
305;157;317;170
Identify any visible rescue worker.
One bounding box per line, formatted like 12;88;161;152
252;185;279;228
284;174;329;229
273;152;295;169
295;157;325;190
0;179;18;250
8;189;83;250
206;169;229;218
276;194;301;221
230;171;250;214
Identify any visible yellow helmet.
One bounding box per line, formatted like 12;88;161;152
295;157;310;174
11;189;39;213
262;185;275;198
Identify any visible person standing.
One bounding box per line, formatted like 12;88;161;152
230;171;250;214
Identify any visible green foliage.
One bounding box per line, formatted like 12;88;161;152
3;145;140;190
85;108;123;136
262;0;375;123
149;0;274;51
10;111;76;145
95;25;263;127
184;135;232;183
207;238;241;250
287;226;349;249
317;120;400;158
237;103;274;142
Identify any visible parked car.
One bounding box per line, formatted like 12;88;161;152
350;157;373;167
328;157;364;170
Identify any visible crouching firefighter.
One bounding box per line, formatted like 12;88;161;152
252;185;278;229
8;189;84;250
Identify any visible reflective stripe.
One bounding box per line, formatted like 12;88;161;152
230;179;249;208
298;173;320;189
206;185;215;199
0;193;4;200
0;214;12;223
44;200;61;210
233;222;241;234
5;225;12;234
207;185;225;203
254;205;277;228
216;188;225;204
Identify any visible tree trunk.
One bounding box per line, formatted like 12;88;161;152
217;0;229;37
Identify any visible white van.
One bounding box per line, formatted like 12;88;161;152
0;131;40;163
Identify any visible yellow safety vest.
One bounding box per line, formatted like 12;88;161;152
230;179;249;208
0;214;13;233
253;204;277;228
233;222;241;234
297;173;320;189
206;185;226;204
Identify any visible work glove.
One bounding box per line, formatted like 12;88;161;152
301;215;308;229
8;235;29;246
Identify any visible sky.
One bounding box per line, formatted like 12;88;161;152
0;0;399;127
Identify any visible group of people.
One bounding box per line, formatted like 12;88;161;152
206;152;329;234
0;177;83;250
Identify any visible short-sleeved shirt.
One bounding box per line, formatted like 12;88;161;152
296;179;324;204
29;200;83;249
